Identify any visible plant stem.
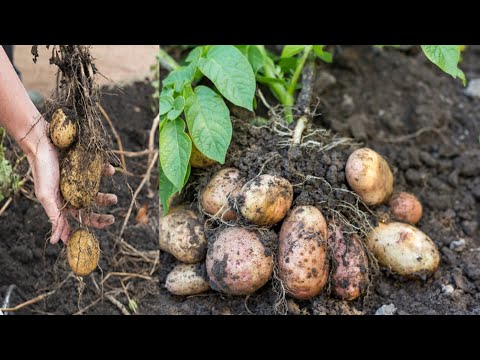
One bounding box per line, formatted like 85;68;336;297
158;47;180;71
288;45;313;96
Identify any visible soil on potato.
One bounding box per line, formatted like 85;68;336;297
156;45;480;315
0;80;159;315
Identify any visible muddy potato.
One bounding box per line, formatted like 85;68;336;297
159;207;207;263
60;143;102;209
190;142;217;168
67;229;100;276
389;192;423;224
206;227;273;295
278;206;329;300
165;263;210;296
366;222;440;278
328;224;369;301
201;168;242;221
238;174;293;226
345;147;394;206
49;108;78;149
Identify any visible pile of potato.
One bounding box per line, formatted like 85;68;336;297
160;147;440;301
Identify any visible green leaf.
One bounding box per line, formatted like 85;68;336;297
185;46;203;63
166;96;185;120
184;85;231;164
159;118;192;189
159;94;174;116
159;164;177;214
198;45;256;110
421;45;466;85
247;46;265;74
183;163;191;187
256;75;289;87
162;48;203;92
281;45;305;58
313;45;333;63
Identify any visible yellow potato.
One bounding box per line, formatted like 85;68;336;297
60;144;102;209
67;229;100;276
366;222;440;278
238;174;293;226
345;147;394;206
165;263;210;296
159;207;207;263
49;108;77;149
201;168;242;221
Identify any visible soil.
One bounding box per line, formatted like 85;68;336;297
155;45;479;315
0;80;159;315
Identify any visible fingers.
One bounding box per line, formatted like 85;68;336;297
50;212;71;245
102;164;115;176
67;209;115;229
95;192;118;207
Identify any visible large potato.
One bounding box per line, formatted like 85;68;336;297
190;142;217;168
345;147;394;206
328;224;369;301
159;207;207;263
389;192;423;224
49;108;78;149
366;222;440;278
165;263;210;296
206;227;273;295
67;229;100;276
238;174;293;226
201;168;242;221
278;206;329;300
60;143;102;209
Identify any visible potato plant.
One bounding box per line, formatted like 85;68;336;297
0;128;21;203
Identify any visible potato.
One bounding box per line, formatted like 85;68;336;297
366;222;440;278
206;227;273;295
165;263;210;296
190;142;217;168
67;229;100;276
328;224;368;301
345;147;394;206
159;207;207;263
238;174;293;226
49;108;78;149
278;206;329;300
201;168;242;221
389;192;422;224
60;143;102;209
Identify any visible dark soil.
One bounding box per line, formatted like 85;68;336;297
0;80;159;315
155;45;480;315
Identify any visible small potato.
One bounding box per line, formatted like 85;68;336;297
190;143;217;168
206;227;273;295
366;222;440;278
49;108;78;149
201;168;242;221
67;229;100;276
389;192;422;224
159;207;207;264
238;174;293;226
60;144;102;209
345;147;394;206
278;206;329;300
165;263;210;296
328;224;369;301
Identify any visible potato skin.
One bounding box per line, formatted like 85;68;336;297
328;225;369;301
190;143;217;168
389;192;423;224
206;227;273;295
345;147;394;206
238;174;293;226
201;168;242;221
278;206;329;300
60;144;102;209
165;263;210;296
159;207;207;263
49;108;78;149
366;222;440;278
67;229;100;276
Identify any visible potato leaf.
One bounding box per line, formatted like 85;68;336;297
313;45;333;63
159;94;174;116
184;85;231;164
198;45;255;110
159;164;177;214
421;45;466;85
281;45;305;58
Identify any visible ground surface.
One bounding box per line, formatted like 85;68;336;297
153;45;479;315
